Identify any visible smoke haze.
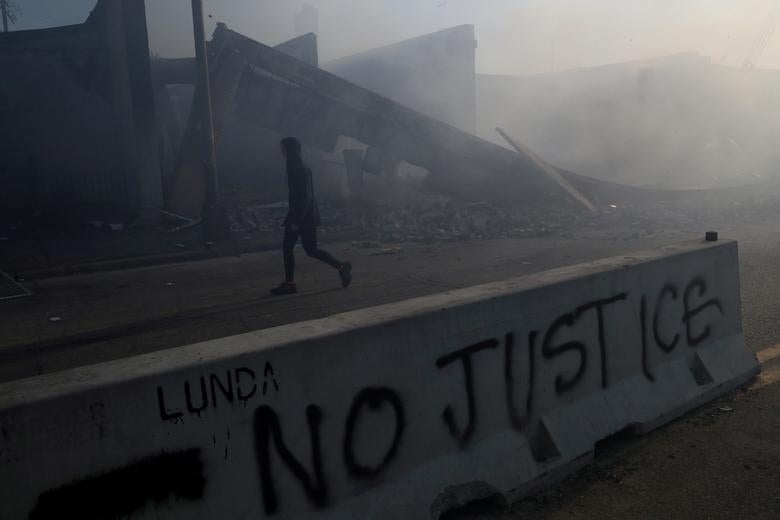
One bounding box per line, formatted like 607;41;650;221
14;1;780;74
12;1;780;188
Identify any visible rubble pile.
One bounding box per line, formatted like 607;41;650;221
228;200;592;243
227;179;780;245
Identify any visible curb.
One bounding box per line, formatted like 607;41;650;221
18;240;278;281
0;293;266;365
13;230;365;281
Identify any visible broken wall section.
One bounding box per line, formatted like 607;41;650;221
0;0;161;230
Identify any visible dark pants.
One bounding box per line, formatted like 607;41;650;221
283;226;342;282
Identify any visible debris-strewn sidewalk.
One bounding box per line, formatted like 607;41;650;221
0;202;594;280
5;177;780;280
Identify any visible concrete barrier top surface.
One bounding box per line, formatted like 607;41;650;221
0;238;757;520
0;239;733;405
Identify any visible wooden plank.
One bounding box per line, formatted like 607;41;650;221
497;127;597;212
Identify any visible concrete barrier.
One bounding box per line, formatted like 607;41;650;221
0;239;758;519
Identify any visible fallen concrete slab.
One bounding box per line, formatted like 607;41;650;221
0;239;757;519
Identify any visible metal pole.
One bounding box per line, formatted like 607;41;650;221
1;0;9;33
191;0;227;240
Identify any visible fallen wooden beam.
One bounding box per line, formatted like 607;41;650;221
497;127;597;212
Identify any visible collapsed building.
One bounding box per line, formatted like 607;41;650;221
479;53;780;189
1;0;653;235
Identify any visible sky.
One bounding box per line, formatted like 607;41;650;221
9;0;780;74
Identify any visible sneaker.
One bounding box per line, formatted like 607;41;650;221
270;282;297;295
339;261;352;288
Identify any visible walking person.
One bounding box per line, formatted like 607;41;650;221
271;137;352;295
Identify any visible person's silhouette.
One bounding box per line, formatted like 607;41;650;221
271;137;352;295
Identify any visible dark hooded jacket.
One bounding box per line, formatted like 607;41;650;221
283;157;321;228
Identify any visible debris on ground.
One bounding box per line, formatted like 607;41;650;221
371;247;403;256
227;199;599;243
89;221;124;232
352;240;381;249
704;404;737;418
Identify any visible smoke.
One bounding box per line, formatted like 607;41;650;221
142;0;780;73
135;0;780;189
18;0;780;189
479;58;780;188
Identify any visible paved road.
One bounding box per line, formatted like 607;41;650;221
3;221;780;382
0;232;692;382
733;225;780;351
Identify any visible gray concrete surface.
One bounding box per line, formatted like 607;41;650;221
0;240;755;519
450;359;780;520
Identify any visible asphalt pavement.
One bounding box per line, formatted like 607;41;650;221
0;232;694;382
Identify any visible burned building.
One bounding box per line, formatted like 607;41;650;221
2;1;629;235
0;0;161;229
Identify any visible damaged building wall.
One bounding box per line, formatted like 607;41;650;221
0;0;161;228
222;24;570;206
274;32;318;67
156;23;635;216
158;23;644;219
153;31;341;211
322;25;478;135
0;50;124;225
215;32;334;206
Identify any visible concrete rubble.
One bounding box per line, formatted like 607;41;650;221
226;198;655;244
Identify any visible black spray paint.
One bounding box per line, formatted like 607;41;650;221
157;364;275;422
28;449;204;520
145;276;726;516
504;331;537;430
343;387;405;479
436;339;499;446
253;405;329;515
683;277;724;347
